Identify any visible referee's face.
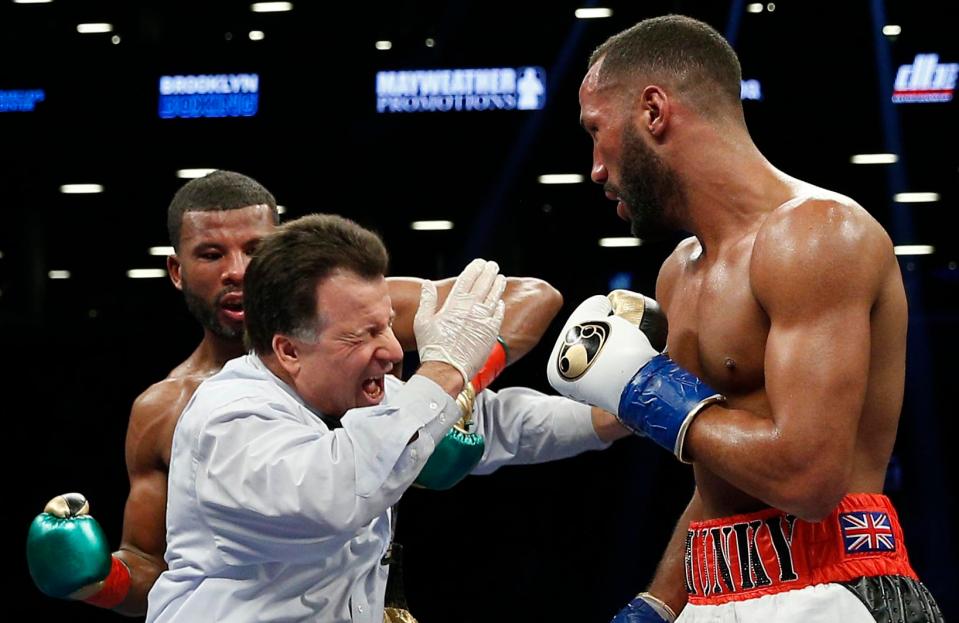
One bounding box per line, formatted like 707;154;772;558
291;271;403;419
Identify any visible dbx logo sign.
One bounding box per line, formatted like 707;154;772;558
893;53;958;103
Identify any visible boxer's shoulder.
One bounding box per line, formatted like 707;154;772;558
757;188;885;250
751;194;893;307
132;375;204;420
656;236;700;304
126;375;205;469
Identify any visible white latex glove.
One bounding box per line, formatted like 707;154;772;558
414;258;507;386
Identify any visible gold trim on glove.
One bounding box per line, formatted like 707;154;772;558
455;380;476;424
44;493;90;518
383;607;419;623
608;289;647;326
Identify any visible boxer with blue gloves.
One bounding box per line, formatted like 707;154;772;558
569;13;943;623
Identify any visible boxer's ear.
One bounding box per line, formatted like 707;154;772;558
168;254;184;291
639;84;670;138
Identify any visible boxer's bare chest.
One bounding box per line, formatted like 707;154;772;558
664;238;768;403
664;237;776;513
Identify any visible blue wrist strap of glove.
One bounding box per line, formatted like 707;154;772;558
617;354;725;462
610;593;676;623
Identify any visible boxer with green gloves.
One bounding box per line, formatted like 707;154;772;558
24;165;572;620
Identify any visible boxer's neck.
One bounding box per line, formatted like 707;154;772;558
670;128;797;255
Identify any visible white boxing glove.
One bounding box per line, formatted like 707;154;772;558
546;295;658;414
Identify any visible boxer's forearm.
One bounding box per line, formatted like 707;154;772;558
113;548;163;615
647;490;702;615
495;278;562;362
388;276;562;360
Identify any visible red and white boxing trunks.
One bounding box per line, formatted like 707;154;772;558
678;493;942;622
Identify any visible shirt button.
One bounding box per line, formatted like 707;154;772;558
410;449;418;460
429;401;438;410
357;605;364;613
439;414;447;423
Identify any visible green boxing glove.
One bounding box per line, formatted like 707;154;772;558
414;388;485;490
27;493;131;608
414;338;508;490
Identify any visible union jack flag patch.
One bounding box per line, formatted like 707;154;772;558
840;512;896;553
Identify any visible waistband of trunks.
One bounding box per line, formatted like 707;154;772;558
685;493;917;605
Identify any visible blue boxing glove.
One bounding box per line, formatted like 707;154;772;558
611;593;677;623
547;293;724;462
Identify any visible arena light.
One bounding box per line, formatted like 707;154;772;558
149;246;174;256
575;8;613;19
375;40;392;51
177;168;217;179
48;270;71;279
894;245;934;255
127;269;168;279
538;174;584;184
60;184;103;194
249;30;265;41
599;237;641;248
740;79;762;101
893;192;939;203
276;205;287;215
746;3;764;13
13;0;54;4
77;23;113;34
883;25;902;36
251;2;293;12
850;153;898;164
411;220;454;231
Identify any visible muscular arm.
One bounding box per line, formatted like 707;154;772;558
685;201;891;521
388;276;563;362
645;491;702;615
112;380;196;615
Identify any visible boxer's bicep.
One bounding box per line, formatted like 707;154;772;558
751;199;885;506
762;292;871;485
496;277;563;362
389;274;561;363
115;385;186;614
386;277;425;351
387;277;454;351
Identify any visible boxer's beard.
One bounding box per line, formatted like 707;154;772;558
181;276;244;341
614;123;684;241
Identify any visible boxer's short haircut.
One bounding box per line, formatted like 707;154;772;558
244;214;390;355
589;15;743;117
167;170;279;250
